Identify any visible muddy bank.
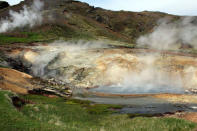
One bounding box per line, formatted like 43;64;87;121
83;91;197;103
74;94;197;117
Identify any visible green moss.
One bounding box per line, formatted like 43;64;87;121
66;98;91;105
66;99;122;114
86;104;122;114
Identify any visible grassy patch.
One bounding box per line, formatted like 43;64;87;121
0;24;96;45
0;32;45;44
0;91;62;131
66;99;122;114
0;91;196;131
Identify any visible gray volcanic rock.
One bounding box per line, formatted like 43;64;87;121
0;1;9;9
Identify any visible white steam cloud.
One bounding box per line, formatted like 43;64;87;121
23;40;108;77
92;54;184;94
20;41;194;94
0;0;44;33
137;17;197;50
12;40;197;94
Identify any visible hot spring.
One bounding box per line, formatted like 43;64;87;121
9;41;197;95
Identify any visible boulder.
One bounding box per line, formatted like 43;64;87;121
0;1;9;10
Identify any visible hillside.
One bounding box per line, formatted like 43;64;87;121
0;0;180;45
1;1;197;130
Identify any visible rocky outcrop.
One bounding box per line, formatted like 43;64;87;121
0;1;9;9
29;78;72;97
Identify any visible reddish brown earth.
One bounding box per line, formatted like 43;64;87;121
0;67;39;94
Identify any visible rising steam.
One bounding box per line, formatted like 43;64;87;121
92;54;184;94
16;41;197;94
137;17;197;50
23;40;108;77
0;0;44;33
6;14;197;94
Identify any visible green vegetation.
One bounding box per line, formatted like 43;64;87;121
0;24;96;45
0;1;195;130
0;0;181;47
0;25;136;48
0;91;196;131
0;32;47;44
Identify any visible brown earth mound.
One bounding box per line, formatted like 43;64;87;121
0;68;38;94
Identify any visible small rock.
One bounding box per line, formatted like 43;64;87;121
67;90;72;93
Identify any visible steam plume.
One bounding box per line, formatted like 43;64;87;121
0;0;44;33
11;39;197;94
93;54;184;94
24;40;108;77
137;17;197;50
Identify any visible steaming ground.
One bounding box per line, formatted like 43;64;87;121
0;0;43;33
137;17;197;50
8;41;197;94
91;54;184;94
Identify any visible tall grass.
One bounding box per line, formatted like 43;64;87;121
0;91;196;131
